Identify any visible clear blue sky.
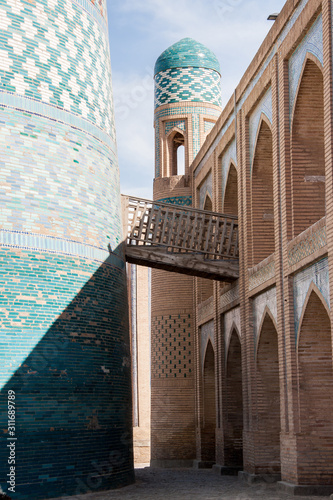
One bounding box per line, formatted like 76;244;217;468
107;0;287;199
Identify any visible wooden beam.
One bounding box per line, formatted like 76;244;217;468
125;246;239;282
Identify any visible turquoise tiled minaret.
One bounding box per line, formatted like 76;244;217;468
151;39;222;467
155;38;222;108
0;0;134;498
154;38;222;180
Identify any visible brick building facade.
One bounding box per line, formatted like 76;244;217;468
148;0;333;494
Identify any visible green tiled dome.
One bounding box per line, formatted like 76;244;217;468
154;38;221;75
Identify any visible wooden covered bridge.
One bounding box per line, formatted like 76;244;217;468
121;195;239;281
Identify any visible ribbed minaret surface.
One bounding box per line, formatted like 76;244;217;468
0;0;134;498
151;38;222;466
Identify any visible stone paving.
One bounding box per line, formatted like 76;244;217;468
56;467;331;500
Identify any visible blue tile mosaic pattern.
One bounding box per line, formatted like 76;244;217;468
0;229;125;269
155;67;222;108
154;38;221;75
293;257;330;340
0;107;122;251
0;0;133;497
289;14;323;120
0;0;116;140
165;119;185;135
157;196;192;207
0;249;134;499
249;87;272;168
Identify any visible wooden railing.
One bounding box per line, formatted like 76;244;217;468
121;195;239;261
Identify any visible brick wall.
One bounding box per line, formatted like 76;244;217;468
188;0;333;488
224;331;243;467
251;120;274;266
151;162;196;464
291;58;325;237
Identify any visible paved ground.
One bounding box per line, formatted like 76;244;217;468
57;467;331;500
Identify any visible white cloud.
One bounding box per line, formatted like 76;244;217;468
112;69;155;198
107;0;287;198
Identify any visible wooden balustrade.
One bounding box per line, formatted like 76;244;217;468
121;195;239;281
122;195;238;259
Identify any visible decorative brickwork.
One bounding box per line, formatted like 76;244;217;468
193;0;310;179
249;255;275;291
287;217;327;266
197;297;214;325
0;249;133;498
220;283;239;309
200;320;214;370
151;313;192;378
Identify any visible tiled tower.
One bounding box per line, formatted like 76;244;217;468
0;0;134;498
151;38;222;466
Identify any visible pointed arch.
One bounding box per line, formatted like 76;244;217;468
223;161;238;216
201;340;216;464
255;306;278;359
251;116;274;266
198;193;214;303
251;113;272;174
296;287;333;484
203;193;213;212
166;128;186;176
296;282;330;346
290;52;323;126
202;335;215;369
224;328;243;467
290;55;325;237
166;126;184;139
225;321;241;360
255;312;281;473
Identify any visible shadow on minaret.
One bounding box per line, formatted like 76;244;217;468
0;244;134;500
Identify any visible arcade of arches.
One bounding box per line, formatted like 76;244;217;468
131;0;333;495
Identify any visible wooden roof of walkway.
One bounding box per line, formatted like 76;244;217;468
121;195;239;281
